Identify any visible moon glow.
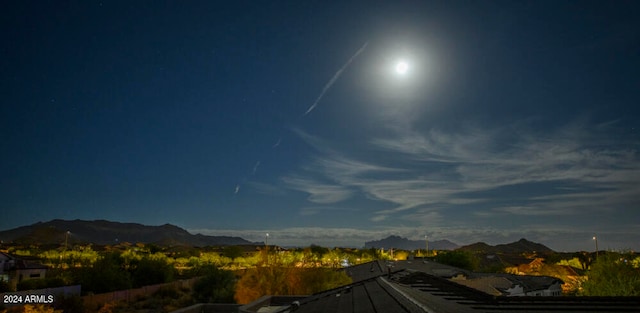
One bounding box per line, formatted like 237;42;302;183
395;61;409;74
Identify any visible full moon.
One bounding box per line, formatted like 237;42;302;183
395;61;409;74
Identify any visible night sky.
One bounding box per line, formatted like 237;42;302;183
2;1;639;251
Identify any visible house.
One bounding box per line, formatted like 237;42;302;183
0;252;12;283
0;252;48;291
499;255;545;274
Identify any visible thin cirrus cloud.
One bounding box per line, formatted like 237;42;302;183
286;118;640;225
281;176;353;204
372;121;638;204
299;206;359;216
286;130;474;221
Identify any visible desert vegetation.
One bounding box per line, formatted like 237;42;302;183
2;243;639;312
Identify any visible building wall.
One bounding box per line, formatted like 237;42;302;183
6;267;47;291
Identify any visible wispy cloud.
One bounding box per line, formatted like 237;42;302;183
299;205;359;216
489;205;577;216
281;176;353;204
287;118;640;226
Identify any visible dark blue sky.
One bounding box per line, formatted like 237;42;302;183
2;1;639;250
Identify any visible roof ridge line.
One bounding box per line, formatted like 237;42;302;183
379;276;435;313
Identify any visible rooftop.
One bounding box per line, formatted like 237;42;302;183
239;261;640;313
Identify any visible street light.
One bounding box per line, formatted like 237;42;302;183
64;230;70;251
265;233;270;266
63;231;70;266
425;235;429;257
593;235;599;260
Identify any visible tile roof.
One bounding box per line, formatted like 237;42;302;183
342;260;387;282
394;271;640;313
453;276;513;296
259;265;640;313
274;276;424;313
391;259;472;278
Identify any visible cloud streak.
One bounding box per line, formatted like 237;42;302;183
286;118;640;229
282;176;353;204
304;41;368;115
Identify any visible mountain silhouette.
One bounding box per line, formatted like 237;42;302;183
0;219;253;246
456;238;554;254
364;235;459;250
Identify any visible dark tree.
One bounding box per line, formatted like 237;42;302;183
309;245;329;257
192;265;236;303
130;257;175;287
434;251;478;271
574;251;593;270
73;252;132;294
222;246;245;260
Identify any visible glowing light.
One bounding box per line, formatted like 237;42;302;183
395;61;409;74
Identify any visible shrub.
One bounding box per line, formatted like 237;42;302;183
192;266;236;303
580;254;640;296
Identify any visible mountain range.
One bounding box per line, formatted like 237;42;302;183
364;236;555;255
0;219;254;246
364;235;459;250
456;238;555;254
1;220;557;253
